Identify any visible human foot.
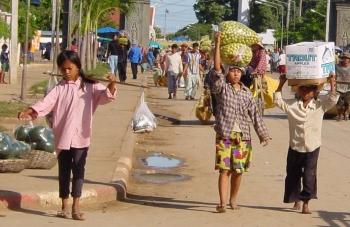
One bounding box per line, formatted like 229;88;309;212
72;213;85;220
302;202;312;214
229;202;241;210
216;205;226;213
56;211;70;218
292;201;302;210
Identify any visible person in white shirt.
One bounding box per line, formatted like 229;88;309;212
278;50;286;76
166;44;183;99
274;73;339;214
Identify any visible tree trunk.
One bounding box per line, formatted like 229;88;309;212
86;26;92;71
299;0;302;17
80;31;87;71
92;33;98;69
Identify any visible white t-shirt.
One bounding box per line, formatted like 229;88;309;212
279;53;286;65
166;52;183;74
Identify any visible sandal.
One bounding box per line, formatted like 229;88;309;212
56;211;70;219
72;213;85;221
216;205;226;213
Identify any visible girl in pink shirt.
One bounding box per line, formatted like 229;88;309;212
18;50;117;220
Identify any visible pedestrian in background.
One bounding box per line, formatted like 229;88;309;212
117;37;129;83
211;33;269;213
107;34;119;76
165;44;183;99
161;48;171;76
182;43;204;100
18;50;117;220
147;48;155;71
0;44;9;84
128;40;142;79
278;50;286;76
274;73;339;214
272;48;280;72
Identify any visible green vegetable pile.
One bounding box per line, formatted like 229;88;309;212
14;125;55;153
216;21;259;66
0;131;31;159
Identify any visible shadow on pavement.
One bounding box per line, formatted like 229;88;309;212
0;190;52;217
262;114;288;120
125;193;216;213
239;204;296;213
316;210;350;227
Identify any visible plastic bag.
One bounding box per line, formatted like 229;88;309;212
131;91;158;133
220;43;253;66
251;75;278;109
0;130;31;159
45;75;58;128
195;93;212;124
218;21;260;46
178;76;186;88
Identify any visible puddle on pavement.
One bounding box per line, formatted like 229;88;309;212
140;154;181;168
134;173;185;183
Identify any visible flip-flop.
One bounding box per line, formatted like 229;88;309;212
56;211;70;218
72;213;85;221
216;205;226;213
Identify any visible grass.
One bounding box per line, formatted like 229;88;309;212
0;101;29;118
0;125;8;132
28;63;110;95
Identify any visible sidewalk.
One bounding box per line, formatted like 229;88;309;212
0;64;146;209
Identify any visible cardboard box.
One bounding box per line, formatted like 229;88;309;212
288;78;328;86
286;42;335;80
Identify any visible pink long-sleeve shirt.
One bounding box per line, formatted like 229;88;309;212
30;77;116;153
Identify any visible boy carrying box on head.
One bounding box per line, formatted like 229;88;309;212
274;73;339;214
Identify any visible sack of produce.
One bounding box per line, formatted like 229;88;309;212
218;21;260;46
0;131;31;159
220;43;253;66
200;35;210;42
131;91;158;133
14;124;56;154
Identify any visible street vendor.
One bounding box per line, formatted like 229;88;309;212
241;42;267;88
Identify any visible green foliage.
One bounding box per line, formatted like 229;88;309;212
173;24;212;41
29;80;47;95
0;18;10;39
194;0;239;24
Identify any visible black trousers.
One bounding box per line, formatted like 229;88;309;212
58;147;88;198
131;62;138;79
118;62;127;82
283;146;319;203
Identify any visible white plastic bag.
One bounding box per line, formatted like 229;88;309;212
178;76;186;88
131;91;158;133
45;75;58;128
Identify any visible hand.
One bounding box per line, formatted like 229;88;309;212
262;139;269;147
18;109;33;120
214;32;221;45
107;73;116;83
328;72;335;85
279;74;287;84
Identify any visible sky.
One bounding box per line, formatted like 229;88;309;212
150;0;198;34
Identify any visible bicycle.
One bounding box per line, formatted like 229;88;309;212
250;73;267;116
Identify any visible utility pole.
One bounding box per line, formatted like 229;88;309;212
21;0;30;100
50;0;56;63
286;0;291;45
10;0;18;84
325;0;330;42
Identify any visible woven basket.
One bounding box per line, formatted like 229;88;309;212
0;159;28;173
23;150;57;169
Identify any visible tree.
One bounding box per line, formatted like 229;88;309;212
250;2;279;33
193;0;239;24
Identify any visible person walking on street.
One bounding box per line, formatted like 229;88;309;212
0;44;9;84
335;52;350;120
182;43;204;100
272;48;280;72
180;43;189;82
128;40;142;79
117;37;129;83
278;50;286;76
274;74;339;214
161;48;171;76
241;42;267;88
165;44;183;99
17;50;117;220
107;34;119;76
211;33;270;213
147;48;155;71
